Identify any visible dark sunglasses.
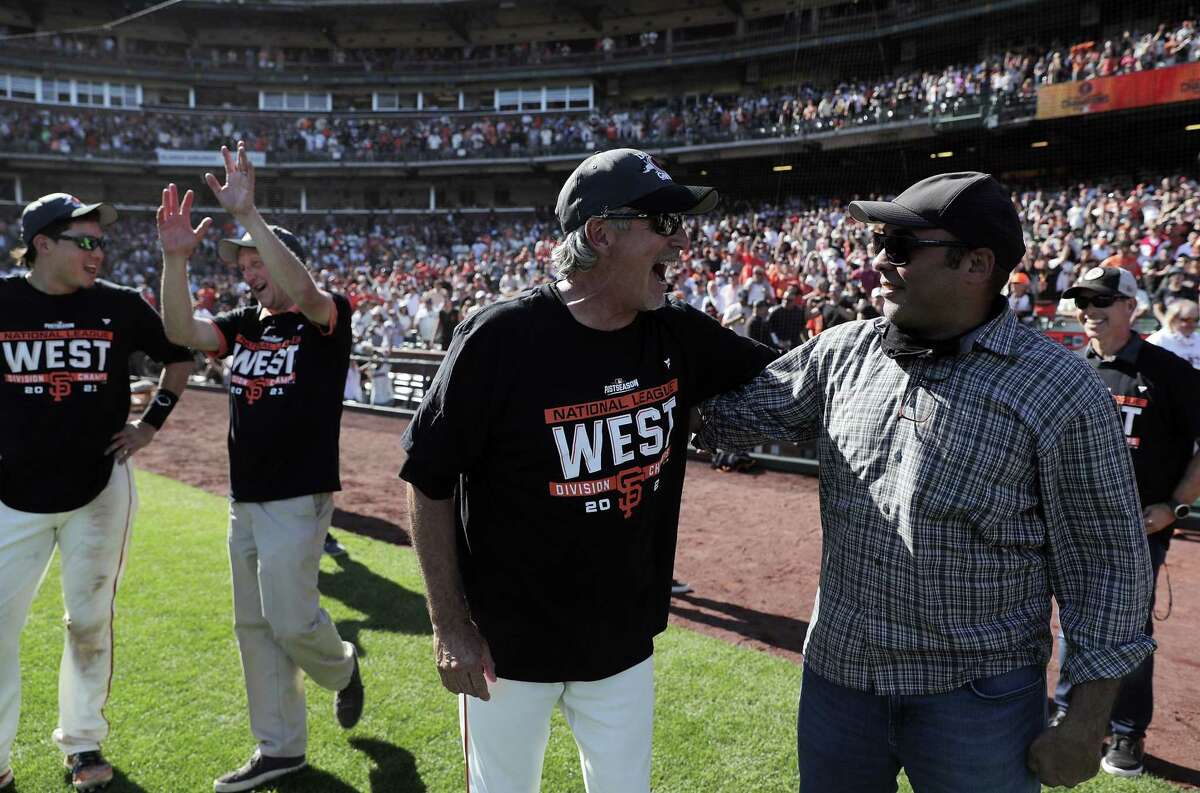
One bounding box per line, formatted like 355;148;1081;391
599;211;684;237
873;232;968;264
1074;294;1128;309
52;234;107;251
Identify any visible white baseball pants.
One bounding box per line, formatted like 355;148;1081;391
0;461;136;769
228;493;355;758
459;655;654;793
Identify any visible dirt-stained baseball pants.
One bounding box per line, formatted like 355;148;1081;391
459;655;653;793
0;461;136;770
228;493;355;758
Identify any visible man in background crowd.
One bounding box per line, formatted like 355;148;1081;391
1054;266;1200;777
1146;299;1200;367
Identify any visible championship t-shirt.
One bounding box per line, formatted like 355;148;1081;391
0;275;192;513
210;293;352;502
1087;333;1200;550
400;285;776;682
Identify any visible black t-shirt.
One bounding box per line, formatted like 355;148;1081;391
1087;334;1200;550
0;275;192;513
210;293;352;502
400;285;776;682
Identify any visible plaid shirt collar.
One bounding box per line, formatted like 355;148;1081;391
870;300;1021;360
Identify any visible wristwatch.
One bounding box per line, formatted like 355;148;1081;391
1167;498;1192;520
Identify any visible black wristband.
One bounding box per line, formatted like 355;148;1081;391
140;388;179;430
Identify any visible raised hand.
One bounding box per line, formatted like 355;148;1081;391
205;140;256;219
156;183;212;260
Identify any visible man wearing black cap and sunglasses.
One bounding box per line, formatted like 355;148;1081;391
1;193;193;791
156;143;362;792
1052;266;1200;778
401;148;775;792
698;172;1154;792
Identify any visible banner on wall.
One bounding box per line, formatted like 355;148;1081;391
1036;62;1200;119
155;150;268;167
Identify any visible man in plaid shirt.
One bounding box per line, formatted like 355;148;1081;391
699;173;1154;793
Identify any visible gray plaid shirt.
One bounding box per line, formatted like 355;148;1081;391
699;309;1155;695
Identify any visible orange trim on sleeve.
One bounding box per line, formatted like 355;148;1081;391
204;317;229;358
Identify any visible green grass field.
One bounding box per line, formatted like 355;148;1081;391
6;471;1184;792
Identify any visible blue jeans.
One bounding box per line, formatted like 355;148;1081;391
1054;538;1165;738
797;664;1044;793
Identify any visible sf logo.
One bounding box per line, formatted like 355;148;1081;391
244;379;265;404
48;371;73;402
616;467;646;519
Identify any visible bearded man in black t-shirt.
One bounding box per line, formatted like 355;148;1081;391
0;194;192;792
156;144;362;793
1054;266;1200;778
401;148;775;793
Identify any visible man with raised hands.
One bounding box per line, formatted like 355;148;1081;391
157;143;362;793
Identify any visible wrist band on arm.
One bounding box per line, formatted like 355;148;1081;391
141;388;180;430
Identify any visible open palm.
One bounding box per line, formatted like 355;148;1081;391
156;183;212;258
205;140;256;217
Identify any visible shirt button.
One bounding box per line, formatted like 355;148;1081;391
882;504;891;516
893;450;902;463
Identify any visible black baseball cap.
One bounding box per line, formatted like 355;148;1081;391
20;193;117;245
1062;266;1139;299
218;225;307;265
556;148;718;233
848;172;1025;271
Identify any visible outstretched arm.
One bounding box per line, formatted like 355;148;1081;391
206;141;333;328
158;183;221;351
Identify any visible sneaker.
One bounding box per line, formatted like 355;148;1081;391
1047;709;1068;729
0;767;12;790
335;648;364;729
1100;734;1145;778
213;751;306;793
670;579;693;595
64;751;113;791
323;534;347;557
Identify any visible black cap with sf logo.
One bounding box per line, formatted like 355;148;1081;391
555;148;719;234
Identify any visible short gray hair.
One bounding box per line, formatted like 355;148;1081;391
551;216;631;279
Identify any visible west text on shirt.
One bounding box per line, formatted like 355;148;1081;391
209;293;352;502
401;286;775;682
0;276;191;512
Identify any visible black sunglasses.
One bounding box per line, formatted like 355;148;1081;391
1073;294;1128;309
599;212;684;237
52;234;107;252
873;232;968;264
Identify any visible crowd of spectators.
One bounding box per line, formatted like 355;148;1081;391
3;17;1197;163
4;172;1196;363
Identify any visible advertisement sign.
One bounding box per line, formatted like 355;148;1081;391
155;150;268;167
1036;62;1200;119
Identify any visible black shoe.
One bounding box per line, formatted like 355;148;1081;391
64;751;113;791
213;751;306;792
670;579;693;595
323;535;347;557
1047;709;1067;729
1100;734;1144;778
335;649;364;729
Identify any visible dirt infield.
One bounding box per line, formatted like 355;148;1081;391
137;388;1200;784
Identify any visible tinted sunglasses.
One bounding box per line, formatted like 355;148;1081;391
1074;294;1128;309
599;211;684;237
52;234;107;251
873;232;968;264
